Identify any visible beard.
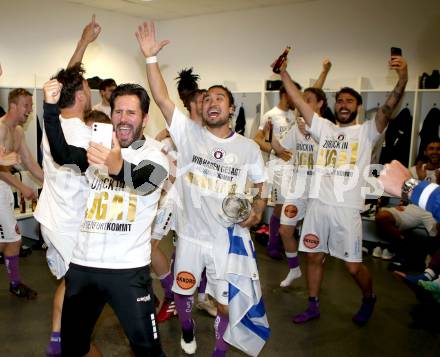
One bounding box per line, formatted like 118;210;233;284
203;116;230;128
336;110;357;125
117;124;144;148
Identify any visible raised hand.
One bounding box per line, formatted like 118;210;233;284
135;21;170;58
87;132;123;175
322;58;332;72
81;14;101;45
389;55;408;80
43;79;63;104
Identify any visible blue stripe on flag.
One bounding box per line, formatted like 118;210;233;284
229;283;240;300
247;298;266;318
240;315;271;341
228;227;248;256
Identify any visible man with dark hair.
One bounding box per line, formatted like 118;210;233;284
93;78;117;117
137;22;268;356
255;59;332;260
277;53;408;326
34;15;100;356
0;86;43;300
34;62;93;356
43;79;168;357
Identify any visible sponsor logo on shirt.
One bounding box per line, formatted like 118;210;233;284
212;148;225;162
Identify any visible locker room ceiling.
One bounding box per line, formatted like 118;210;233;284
60;0;315;20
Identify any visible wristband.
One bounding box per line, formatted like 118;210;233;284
146;56;157;64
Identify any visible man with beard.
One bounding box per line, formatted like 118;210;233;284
375;140;440;268
276;54;408;326
42;80;168;356
0;88;43;300
136;22;267;356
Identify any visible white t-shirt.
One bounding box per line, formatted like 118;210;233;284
409;165;438;183
308;113;381;209
259;106;296;161
71;137;169;269
92;102;111;118
279;125;318;199
34;116;91;233
168;107;266;244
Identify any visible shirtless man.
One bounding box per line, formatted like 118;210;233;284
0;88;43;299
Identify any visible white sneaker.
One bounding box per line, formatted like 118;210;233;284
381;248;395;260
196;296;217;317
372;247;382;258
181;322;197;354
280;267;302;287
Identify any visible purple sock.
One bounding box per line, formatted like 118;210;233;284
213;313;229;354
46;331;61;355
268;215;281;251
198;269;207;294
286;254;299;269
159;271;174;301
4;255;20;287
292;297;320;324
174;293;194;331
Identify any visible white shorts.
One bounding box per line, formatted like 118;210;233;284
280;198;308;226
41;225;77;279
151;190;177;241
299;199;363;263
0;183;21;243
172;237;229;305
382;204;437;237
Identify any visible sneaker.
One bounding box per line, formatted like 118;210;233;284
181;321;197;354
255;225;269;234
196;296;217;317
372;246;382;258
381;248;395;260
157;299;177;323
388;257;407;272
352;295;376;326
292;306;320;324
9;282;37;300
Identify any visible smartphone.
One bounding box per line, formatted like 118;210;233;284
391;47;402;56
91;122;113;149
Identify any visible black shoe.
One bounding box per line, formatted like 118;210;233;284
9;282;37;300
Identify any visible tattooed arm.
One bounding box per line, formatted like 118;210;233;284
375;56;408;133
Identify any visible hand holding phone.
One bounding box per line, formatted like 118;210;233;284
91;123;113;149
391;47;402;57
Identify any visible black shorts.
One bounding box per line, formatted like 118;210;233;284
61;264;164;357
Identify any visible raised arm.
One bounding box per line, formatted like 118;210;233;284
277;62;315;127
43;80;89;172
135;21;174;125
375;56;408;133
67;14;101;68
312;58;332;89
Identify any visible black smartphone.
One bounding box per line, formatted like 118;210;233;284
391;47;402;56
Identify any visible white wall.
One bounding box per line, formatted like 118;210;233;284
0;0;439;136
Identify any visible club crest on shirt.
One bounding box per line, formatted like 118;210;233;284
337;134;345;141
212;148;225;162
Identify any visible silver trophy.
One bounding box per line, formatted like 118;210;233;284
219;193;252;227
